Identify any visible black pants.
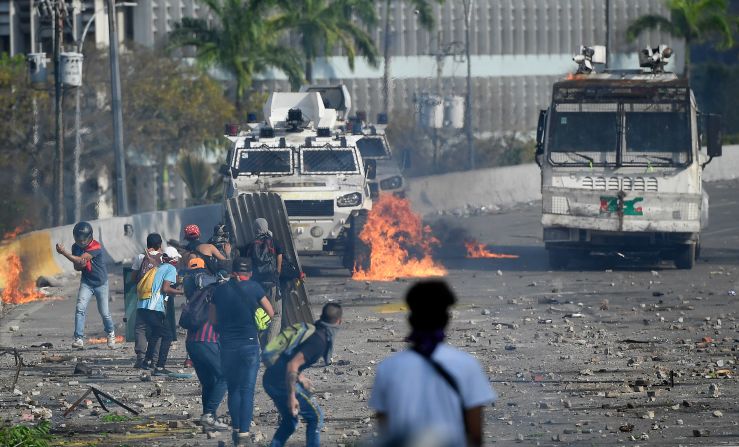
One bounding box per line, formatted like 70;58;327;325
136;308;172;368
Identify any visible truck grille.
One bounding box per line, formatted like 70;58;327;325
284;200;334;217
582;176;658;192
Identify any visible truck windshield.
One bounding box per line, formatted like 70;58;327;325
237;149;292;175
548;103;618;166
300;148;359;174
622;104;690;166
357;137;389;158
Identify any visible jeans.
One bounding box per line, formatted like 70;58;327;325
135;309;173;368
220;343;260;433
264;379;323;447
186;341;227;416
74;282;115;339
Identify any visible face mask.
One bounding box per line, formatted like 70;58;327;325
406;329;445;357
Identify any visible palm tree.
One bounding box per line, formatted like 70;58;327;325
382;0;444;117
169;0;303;113
626;0;735;79
274;0;380;84
177;152;223;206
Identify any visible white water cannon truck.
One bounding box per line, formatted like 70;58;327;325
220;86;373;270
536;45;723;269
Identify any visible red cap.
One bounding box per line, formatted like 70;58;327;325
184;224;201;239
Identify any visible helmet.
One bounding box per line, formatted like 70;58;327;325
72;222;93;247
184;224;201;240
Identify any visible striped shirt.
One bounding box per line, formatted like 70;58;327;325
187;321;219;343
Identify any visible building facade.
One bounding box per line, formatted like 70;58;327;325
1;0;684;134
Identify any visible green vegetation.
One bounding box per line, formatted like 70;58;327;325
177;153;224;206
100;413;136;423
169;0;303;112
0;421;53;447
627;0;736;78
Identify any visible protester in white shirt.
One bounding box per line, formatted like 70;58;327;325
369;281;497;447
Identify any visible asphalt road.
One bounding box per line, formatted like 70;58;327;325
0;180;737;446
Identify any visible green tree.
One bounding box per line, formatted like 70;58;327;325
169;0;303;112
177;153;223;206
274;0;380;83
626;0;736;79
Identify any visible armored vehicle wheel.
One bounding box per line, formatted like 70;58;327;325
674;244;696;270
343;210;371;272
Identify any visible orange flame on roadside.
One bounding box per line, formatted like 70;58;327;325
1;253;48;304
87;335;124;345
2;220;31;240
352;194;446;281
464;240;519;259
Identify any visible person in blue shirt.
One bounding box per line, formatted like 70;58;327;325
56;222;116;350
136;246;183;375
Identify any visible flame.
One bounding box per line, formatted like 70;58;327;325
464;240;519;259
0;253;48;304
87;335;124;345
2;221;30;240
353;194;446;281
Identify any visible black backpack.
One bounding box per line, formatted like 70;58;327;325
252;236;277;279
179;284;216;330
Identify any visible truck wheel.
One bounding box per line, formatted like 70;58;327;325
548;248;569;270
674;245;696;270
343;211;371;272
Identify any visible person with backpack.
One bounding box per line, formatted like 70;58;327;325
209;223;233;259
246;218;284;291
180;257;228;431
209;257;274;446
132;233;164;366
134;246;184;374
55;221;116;350
183;224;228;275
368;281;497;447
261;303;343;447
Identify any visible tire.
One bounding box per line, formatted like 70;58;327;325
674;244;696;270
342;211;371;272
548;248;569;270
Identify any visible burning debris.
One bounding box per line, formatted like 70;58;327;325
464;240;519;259
353;195;446;281
87;335;125;345
1;254;48;305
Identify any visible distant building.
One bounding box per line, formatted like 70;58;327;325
1;0;684;134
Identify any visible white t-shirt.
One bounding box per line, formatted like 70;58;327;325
369;343;497;447
131;250;160;271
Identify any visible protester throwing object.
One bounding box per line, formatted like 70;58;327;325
56;222;116;350
262;303;343;447
369;281;496;447
209;257;274;446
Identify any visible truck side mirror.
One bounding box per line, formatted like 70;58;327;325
535;109;547;166
365;159;377;180
706;114;722;158
219;164;232;177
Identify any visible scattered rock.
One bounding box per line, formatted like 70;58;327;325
713;410;723;418
9;325;19;332
709;384;720;398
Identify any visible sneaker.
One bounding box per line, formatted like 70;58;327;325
107;332;116;349
152;367;175;376
200;413;229;431
71;338;84;349
133;357;145;369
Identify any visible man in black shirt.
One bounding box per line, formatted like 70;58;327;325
263;303;343;447
209;257;274;446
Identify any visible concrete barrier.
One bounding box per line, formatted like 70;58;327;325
0;204;222;288
407;146;739;216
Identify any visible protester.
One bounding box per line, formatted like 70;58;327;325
262;303;343;447
208;223;233;259
132;233;164;366
183;224;228;275
368;281;496;447
56;222;116;349
209;257;274;446
183;257;228;430
134;246;184;374
246;218;284;291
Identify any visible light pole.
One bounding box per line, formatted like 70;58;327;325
107;0;128;216
462;0;474;170
52;0;65;226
